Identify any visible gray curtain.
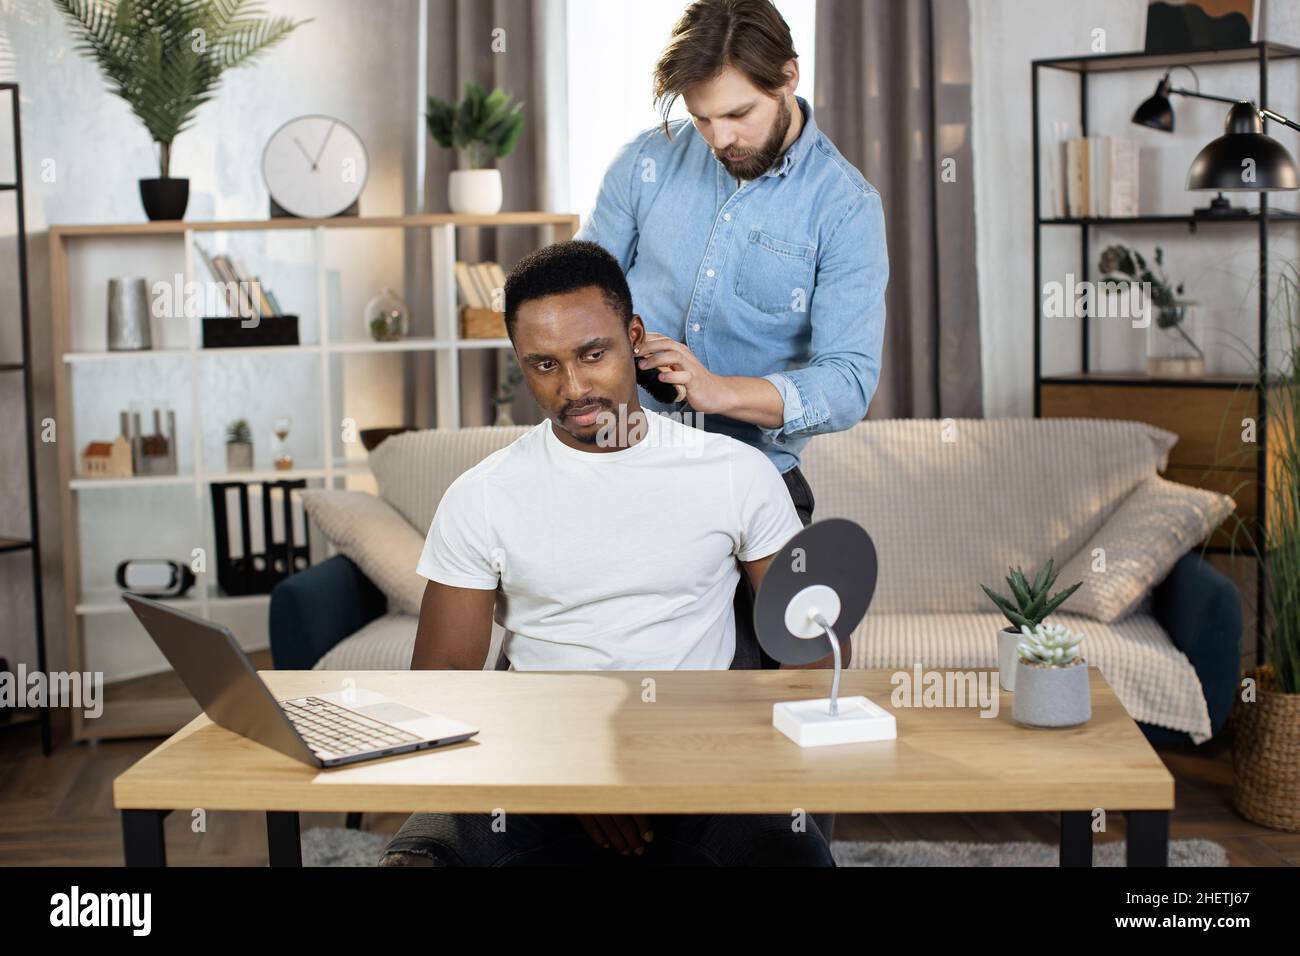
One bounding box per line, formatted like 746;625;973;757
405;0;558;428
814;0;982;420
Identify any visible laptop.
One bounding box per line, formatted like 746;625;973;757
124;593;478;768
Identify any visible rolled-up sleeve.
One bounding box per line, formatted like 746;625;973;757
758;188;888;445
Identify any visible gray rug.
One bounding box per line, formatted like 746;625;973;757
301;826;1228;867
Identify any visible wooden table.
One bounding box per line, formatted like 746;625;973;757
113;668;1174;866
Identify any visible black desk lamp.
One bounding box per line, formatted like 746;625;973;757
1132;66;1300;213
751;518;896;747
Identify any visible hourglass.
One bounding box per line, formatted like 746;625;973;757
272;416;293;471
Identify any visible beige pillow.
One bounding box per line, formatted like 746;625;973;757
1057;477;1235;623
300;490;425;616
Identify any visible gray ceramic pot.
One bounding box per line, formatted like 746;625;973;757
997;628;1021;692
1012;659;1091;728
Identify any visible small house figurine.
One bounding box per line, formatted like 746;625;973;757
81;436;132;478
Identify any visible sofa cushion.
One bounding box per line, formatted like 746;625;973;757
301;490;425;615
1056;477;1235;623
369;426;531;536
848;610;1212;742
799;418;1178;614
313;612;506;672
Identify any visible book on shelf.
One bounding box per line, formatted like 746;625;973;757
454;261;507;312
454;261;487;309
1059;134;1139;219
474;262;502;311
193;241;281;318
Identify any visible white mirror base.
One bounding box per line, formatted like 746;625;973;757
772;696;897;747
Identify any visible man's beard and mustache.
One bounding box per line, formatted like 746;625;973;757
712;95;792;181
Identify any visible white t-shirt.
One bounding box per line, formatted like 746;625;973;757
416;410;803;670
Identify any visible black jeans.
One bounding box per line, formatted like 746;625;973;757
729;466;835;842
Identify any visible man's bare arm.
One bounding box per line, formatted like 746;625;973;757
409;579;497;670
741;552;849;670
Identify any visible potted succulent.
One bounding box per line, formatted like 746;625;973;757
52;0;309;221
1098;243;1204;378
981;559;1081;692
1012;622;1091;728
226;418;253;472
426;82;525;215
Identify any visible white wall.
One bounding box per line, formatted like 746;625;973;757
0;0;421;681
970;0;1300;417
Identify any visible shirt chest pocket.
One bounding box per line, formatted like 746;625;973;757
734;229;816;315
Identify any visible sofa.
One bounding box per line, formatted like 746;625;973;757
270;417;1242;747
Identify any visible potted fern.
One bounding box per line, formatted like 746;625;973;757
1012;622;1091;728
981;559;1081;691
52;0;309;220
426;82;525;214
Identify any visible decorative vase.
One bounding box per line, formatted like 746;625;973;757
107;277;153;351
449;168;503;215
1012;659;1092;728
1147;301;1205;378
139;177;190;221
365;287;411;342
226;441;253;472
1231;664;1300;832
997;627;1021;692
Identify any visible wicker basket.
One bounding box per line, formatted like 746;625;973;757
1231;664;1300;832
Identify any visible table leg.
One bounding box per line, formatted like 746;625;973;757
1059;810;1093;867
122;809;170;867
267;811;302;867
1126;810;1169;867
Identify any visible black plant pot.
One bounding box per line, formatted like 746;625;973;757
139;177;189;221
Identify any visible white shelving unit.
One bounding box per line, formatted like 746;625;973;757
49;212;579;740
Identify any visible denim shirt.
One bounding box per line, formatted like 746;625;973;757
575;96;889;474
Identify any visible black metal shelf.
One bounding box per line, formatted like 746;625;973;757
0;84;51;755
1040;211;1300;227
1039;373;1263;389
1034;41;1300;75
1031;45;1290;667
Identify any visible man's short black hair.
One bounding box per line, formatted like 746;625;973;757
503;240;633;339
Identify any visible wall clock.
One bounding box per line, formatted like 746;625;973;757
262;114;368;218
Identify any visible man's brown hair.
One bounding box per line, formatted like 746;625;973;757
652;0;798;136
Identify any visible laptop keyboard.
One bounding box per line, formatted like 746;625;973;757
282;696;422;759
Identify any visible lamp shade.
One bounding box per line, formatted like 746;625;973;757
1187;101;1300;191
1132;77;1174;132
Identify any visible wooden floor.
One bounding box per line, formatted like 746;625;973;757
1;657;1295;866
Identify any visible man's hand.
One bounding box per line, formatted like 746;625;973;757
575;814;654;856
636;333;732;413
635;333;785;428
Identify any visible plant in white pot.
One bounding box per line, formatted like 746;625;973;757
52;0;309;221
426;82;525;215
981;559;1081;692
1012;622;1091;728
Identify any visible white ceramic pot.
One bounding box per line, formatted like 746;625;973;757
449;169;503;215
997;627;1022;692
1012;659;1092;728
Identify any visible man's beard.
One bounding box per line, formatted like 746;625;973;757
714;96;792;181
